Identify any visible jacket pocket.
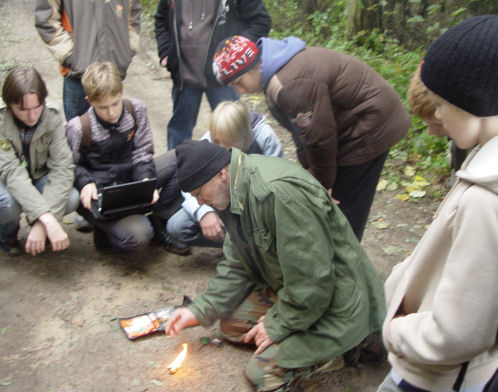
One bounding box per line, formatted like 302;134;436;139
34;143;49;168
252;228;273;252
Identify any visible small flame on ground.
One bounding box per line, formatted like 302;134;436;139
167;343;188;374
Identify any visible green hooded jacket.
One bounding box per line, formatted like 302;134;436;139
189;148;385;368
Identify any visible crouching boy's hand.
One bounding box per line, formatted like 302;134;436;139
80;183;98;210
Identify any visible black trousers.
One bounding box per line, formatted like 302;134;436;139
332;151;388;241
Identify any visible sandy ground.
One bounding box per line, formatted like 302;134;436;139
0;1;440;391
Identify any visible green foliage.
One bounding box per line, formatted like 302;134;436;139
141;0;159;18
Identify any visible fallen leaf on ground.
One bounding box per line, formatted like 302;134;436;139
372;220;389;229
404;166;416;177
396;194;410;201
409;190;426;198
382;246;401;256
131;379;141;386
376;179;388;191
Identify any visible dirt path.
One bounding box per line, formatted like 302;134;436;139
0;2;440;391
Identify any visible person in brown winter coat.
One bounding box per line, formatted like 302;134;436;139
213;36;411;240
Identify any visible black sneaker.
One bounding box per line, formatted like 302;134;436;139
0;240;22;257
74;214;93;233
149;216;191;255
93;226;112;251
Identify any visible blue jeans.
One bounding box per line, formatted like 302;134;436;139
0;177;79;242
167;85;239;150
63;76;90;122
167;208;224;248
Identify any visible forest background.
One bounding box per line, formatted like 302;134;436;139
1;2;496;391
141;0;498;197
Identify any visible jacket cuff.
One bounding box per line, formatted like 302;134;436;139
263;312;293;343
195;205;214;222
187;303;214;327
26;207;51;226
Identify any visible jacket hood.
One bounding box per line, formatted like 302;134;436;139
258;36;306;90
249;111;264;134
458;136;498;194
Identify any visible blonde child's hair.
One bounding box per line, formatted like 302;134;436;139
408;64;437;120
210;101;251;151
82;62;123;102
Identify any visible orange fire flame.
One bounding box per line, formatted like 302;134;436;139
167;343;188;374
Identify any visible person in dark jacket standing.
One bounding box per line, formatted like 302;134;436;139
154;0;271;150
213;36;411;240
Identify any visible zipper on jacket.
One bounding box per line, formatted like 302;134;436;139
172;4;183;90
201;0;224;85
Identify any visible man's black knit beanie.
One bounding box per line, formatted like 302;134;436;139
175;140;232;192
421;15;498;117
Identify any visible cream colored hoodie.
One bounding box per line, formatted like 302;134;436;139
383;136;498;390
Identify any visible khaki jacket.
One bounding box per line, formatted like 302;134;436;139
0;104;74;223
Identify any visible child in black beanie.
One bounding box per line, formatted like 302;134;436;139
378;15;498;392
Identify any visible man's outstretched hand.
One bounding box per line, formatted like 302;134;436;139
165;307;199;336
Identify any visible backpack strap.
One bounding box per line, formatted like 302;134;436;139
78;99;137;149
453;361;470;391
79;112;92;149
123;99;137;133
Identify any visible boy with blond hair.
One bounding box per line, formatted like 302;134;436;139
66;62;190;254
378;15;498;392
167;100;282;248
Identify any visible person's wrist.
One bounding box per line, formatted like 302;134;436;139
38;212;56;227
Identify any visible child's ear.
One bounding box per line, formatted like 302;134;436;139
85;96;90;104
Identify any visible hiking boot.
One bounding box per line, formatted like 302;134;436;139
149;216;191;255
359;331;387;365
74;214;93;233
0;239;22;257
93;226;112;251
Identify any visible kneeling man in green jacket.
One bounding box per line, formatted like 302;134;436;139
167;140;386;391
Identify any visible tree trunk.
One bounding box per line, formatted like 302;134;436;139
346;0;383;36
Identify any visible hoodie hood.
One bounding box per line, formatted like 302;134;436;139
258;36;306;90
457;136;498;195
